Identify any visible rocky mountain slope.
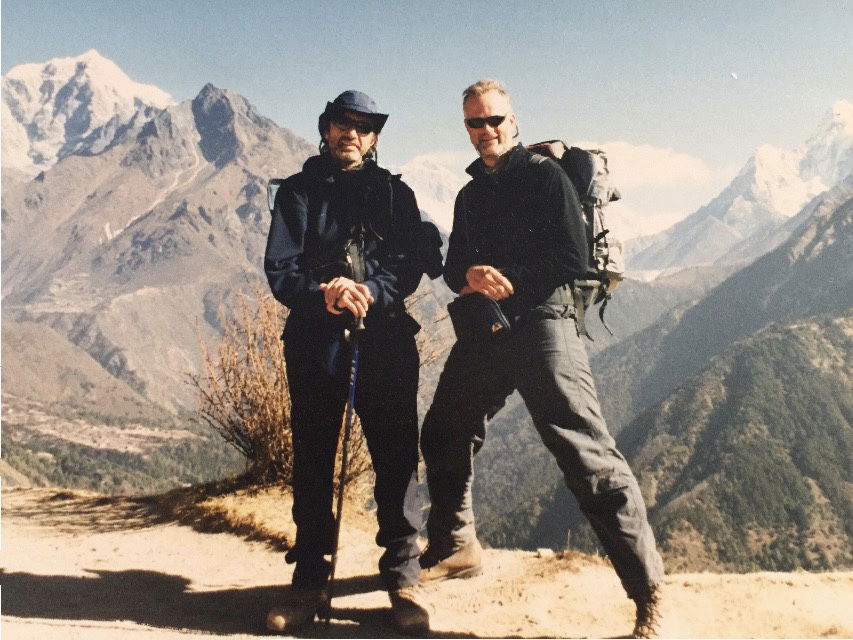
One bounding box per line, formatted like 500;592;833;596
2;79;316;410
1;318;162;420
621;313;853;572
595;178;853;436
2;316;242;494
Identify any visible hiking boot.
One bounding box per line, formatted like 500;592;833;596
389;584;431;635
632;584;663;638
265;588;328;633
419;538;483;582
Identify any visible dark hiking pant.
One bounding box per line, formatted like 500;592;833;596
284;329;422;591
421;302;664;599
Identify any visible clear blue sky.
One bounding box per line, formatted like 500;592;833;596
2;0;851;202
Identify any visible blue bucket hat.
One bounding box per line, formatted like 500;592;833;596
319;90;389;135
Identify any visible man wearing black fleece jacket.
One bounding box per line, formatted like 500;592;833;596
420;80;665;638
264;91;431;635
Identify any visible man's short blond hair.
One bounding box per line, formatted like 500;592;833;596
462;79;511;106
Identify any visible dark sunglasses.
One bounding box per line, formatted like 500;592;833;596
464;115;507;129
331;116;375;135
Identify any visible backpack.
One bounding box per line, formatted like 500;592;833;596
527;140;624;337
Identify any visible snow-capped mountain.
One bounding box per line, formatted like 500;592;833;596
800;100;853;187
627;100;853;271
2;79;315;409
399;154;467;234
2;49;174;177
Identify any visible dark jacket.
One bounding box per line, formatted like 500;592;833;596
444;143;588;318
265;154;423;368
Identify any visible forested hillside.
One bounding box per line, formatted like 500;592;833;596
536;313;853;571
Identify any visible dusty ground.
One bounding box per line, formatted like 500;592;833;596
2;486;852;639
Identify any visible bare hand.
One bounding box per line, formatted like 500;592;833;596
465;265;514;300
320;277;374;317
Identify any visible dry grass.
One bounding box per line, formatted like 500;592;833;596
188;285;371;488
4;478;379;554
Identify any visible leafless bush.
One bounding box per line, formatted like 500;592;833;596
189;285;370;488
406;287;449;371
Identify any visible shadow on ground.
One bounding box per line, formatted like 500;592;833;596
0;567;563;638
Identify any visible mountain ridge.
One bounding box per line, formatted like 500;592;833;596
2;77;316;409
595;178;853;435
626;100;853;271
622;312;853;572
2;50;174;177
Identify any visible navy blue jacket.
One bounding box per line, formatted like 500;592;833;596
265;154;423;369
444;143;588;318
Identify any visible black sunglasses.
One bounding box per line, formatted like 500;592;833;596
464;115;507;129
331;116;375;135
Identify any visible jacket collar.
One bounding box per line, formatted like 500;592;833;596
303;153;386;184
465;143;529;180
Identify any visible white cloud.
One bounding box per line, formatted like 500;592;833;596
573;140;738;238
606;200;691;239
573;141;715;188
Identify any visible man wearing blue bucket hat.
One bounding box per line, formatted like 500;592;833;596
264;90;436;634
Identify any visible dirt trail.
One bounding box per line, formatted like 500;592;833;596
2;488;852;639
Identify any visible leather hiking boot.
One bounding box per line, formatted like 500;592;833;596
265;588;328;633
632;584;663;638
389;584;431;635
419;539;483;582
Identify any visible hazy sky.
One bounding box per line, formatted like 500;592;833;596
2;0;851;231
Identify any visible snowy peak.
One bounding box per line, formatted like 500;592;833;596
800;99;853;187
811;99;853;141
627;99;852;271
399;154;467;233
748;144;821;218
732;99;853;222
2;50;174;176
4;49;173;121
745;100;853;220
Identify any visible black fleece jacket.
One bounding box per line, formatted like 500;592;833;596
444;143;589;317
265;154;423;332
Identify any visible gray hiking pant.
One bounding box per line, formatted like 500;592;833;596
421;302;664;600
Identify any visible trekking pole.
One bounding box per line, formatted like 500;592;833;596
323;315;365;625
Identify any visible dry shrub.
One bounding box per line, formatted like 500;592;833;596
406;285;450;372
189;284;371;488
